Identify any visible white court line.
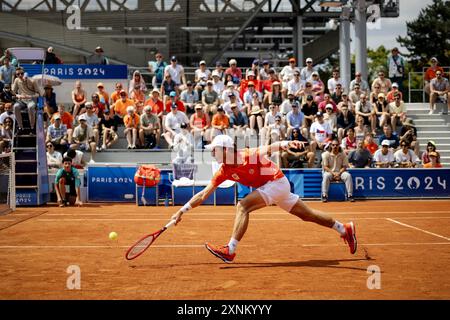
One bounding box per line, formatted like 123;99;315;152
301;242;450;247
386;218;450;241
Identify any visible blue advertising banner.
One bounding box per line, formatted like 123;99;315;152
88;165;137;202
349;169;450;198
21;64;128;79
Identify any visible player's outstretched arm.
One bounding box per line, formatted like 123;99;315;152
171;181;217;225
259;140;306;156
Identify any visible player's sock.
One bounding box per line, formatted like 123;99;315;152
227;238;239;254
332;221;346;236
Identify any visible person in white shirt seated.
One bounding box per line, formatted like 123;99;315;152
172;122;194;164
211;71;225;96
46;141;63;169
394;141;420;168
373;140;395;168
63;148;86;169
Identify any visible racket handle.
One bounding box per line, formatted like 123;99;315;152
164;219;177;229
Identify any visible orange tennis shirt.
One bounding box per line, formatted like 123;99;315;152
211;148;284;189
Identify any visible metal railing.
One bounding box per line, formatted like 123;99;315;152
408;66;450;103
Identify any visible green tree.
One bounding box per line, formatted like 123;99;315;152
367;45;390;83
397;0;450;68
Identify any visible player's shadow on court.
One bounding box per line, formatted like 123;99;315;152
220;258;371;272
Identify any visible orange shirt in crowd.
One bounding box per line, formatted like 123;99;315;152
423;162;443;168
97;90;110;105
123;113;140;129
211;148;284;189
424;66;445;81
51;111;74;129
145;98;164;114
365;142;379;155
211;113;230;128
110;90;123;104
165;100;186;113
113;98;135;117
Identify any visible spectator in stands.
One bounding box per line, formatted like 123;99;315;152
195;60;211;83
83;102;101;150
341;127;357;155
55;157;83;207
348;140;372;168
214;61;225;81
311;71;325;103
337;104;355;142
394;141;420;168
321;140;354;202
423;151;442;168
180;81;200;116
165;56;186;87
263;81;283;108
94;82;109;109
399;118;419;156
364;133;379;155
318;94;337;113
299;82;316;105
42;85;57;120
374;93;390;130
99;109;118;150
349;83;362;106
190;104;211;149
264;103;283;134
246;59;261;80
354;115;369;143
112;90;135;125
46;114;68;152
163;102;189;148
202;80;220;115
221;81;241;104
280;92;295;116
172;122;194;164
64;148;86;169
166;91;185;114
123;106;140;149
229;103;249;141
0;57;15;86
89;93;106;119
285;100;306;139
424;57;444;96
0;116;13;153
327;69;343;94
349;72;369;94
389;93;407;131
323;104;337;134
387;47;405;94
248;92;265;135
310;112;332;154
210;106;229;140
421;140;440;166
369;83;382;105
0;102;14;126
373;140;395;168
372;70;392;95
378;124;400;150
338;92;354;113
266;68;280;85
281;127;314;168
355;94;376;135
225;59;242;85
242;81;260;110
12;67;41;133
429;70;450;115
46;141;62;169
149;52;167;89
267;114;286;143
224;92;244;116
160;73;178;105
45;47;63;65
51;104;73;144
130;84;146;115
0;49;17;67
280;58;300;93
330;83;344;105
286;70;303;100
211;71;225;96
110;82;124;105
139;105;160;149
87;46;109;65
256;60;269;81
386;82;403;103
0;84;16;104
71;81;87;118
70;114;96;163
145;88;164;118
300;57;316;82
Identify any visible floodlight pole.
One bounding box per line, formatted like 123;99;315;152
354;0;368;82
294;15;304;64
339;6;351;92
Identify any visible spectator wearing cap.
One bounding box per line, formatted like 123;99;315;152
388;93;407;131
349;71;370;95
286;101;307;139
429;69;450;115
300;57;316;82
371;70;392;95
224;91;244;116
221;81;241;104
160;73;179;105
129;70;147;96
421;140;440;165
394;141;420;168
301;95;319;130
190;103;211;148
51;104;74;144
99;109;118;150
95;82;110;109
386;82;403;103
46;114;68;152
70;114;96;163
139;105;160;149
149;52;167;89
399;118;419;156
123;106;140;149
86;46;109;65
387;47;405;93
163;101;189;148
211;72;225;95
323;103;337;134
423;151;442;168
327;69;344;94
279;58;300;93
213;61;225;81
129;82;146;114
337;104;355;142
45;46;63;65
46;141;63;169
195;60;211;83
180;81;199;116
424;57;445;96
321;139;354;202
258;60;271;81
83;102;101;150
111;89;135;124
242;81;261;109
263;81;283;108
348;139;372;168
318;94;338;113
373;92;390;130
245;59;261;80
145;88;164;117
229;103;249;140
248;92;265;136
286;70;303;99
280;91;296;116
164;56;186;87
90;92;106;118
110;82;124;104
355;94;377;135
310;71;325;104
225;59;242;85
373;139;395;168
210;106;230;140
310;112;332;155
165;91;185;114
202;80;220;114
0;56;15;86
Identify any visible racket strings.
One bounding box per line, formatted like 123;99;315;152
126;234;155;259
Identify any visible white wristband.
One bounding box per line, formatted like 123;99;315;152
180;202;192;213
281;141;289;149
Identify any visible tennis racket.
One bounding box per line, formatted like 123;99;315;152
125;219;176;260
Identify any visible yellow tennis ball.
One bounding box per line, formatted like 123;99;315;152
109;232;118;240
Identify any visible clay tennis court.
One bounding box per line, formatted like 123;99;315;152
0;200;449;300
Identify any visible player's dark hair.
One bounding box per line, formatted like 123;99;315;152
62;157;73;164
66;149;76;159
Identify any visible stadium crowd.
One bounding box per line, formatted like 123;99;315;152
0;46;448;173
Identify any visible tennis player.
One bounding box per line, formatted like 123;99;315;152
171;135;357;263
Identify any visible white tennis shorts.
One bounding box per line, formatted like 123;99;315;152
256;176;299;212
